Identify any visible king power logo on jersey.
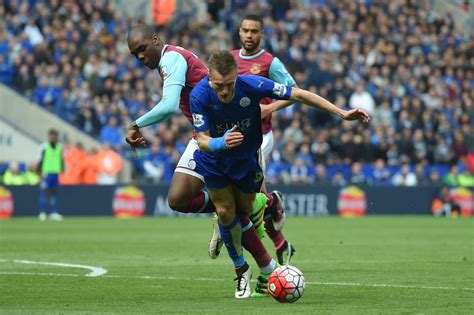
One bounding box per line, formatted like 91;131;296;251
216;118;251;135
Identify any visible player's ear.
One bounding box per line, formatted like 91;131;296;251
152;34;159;46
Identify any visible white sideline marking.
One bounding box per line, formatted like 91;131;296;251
314;281;474;291
12;260;107;277
0;271;80;277
1;271;473;292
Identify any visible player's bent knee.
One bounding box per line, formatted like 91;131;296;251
167;191;189;212
216;207;235;225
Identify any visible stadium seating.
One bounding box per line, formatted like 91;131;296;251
0;0;472;185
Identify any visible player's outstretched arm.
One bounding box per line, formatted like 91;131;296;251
134;84;183;128
125;84;183;157
131;50;187;129
260;83;299;118
196;126;244;152
261;99;293;118
289;87;371;123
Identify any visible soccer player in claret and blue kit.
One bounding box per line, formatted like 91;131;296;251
190;51;370;298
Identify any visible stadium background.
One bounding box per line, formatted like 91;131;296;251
0;0;472;217
0;1;473;314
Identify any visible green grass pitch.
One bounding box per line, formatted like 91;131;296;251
0;216;473;314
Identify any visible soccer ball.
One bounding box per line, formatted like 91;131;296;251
267;265;306;303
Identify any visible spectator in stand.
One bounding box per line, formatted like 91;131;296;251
266;151;290;185
427;170;441;185
371;101;394;128
31;77;50;107
458;170;474;187
60;142;86;185
313;163;329;184
99;117;123;151
0;54;15;86
392;164;418;187
371;159;391;185
414;163;428;186
282;120;304;147
412;129;428;163
434;137;454;165
143;141;172;184
349;162;371;185
13;64;36;94
24;162;40;185
452;131;468;161
290;158;312;185
76;107;102;137
296;143;313;167
2;162;26;185
80;148;100;185
349;81;376;116
443;165;460;187
332;171;347;187
97;143;123;184
311;134;331;164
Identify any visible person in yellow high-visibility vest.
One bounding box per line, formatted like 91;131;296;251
38;129;64;221
2;162;27;185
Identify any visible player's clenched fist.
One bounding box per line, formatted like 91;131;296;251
125;123;147;157
224;126;244;148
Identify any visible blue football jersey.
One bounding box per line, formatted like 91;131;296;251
190;75;292;160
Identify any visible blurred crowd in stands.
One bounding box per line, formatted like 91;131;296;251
0;0;473;186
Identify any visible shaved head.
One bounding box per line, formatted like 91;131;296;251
127;24;163;70
127;24;155;42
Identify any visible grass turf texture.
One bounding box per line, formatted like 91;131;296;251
0;216;473;314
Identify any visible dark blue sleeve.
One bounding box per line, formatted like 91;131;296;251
190;92;210;132
244;76;292;100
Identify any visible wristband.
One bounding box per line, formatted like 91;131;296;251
208;137;226;151
208;130;232;152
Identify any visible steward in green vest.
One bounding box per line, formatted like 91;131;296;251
38;129;64;221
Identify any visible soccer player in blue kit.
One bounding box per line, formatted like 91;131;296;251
190;51;370;298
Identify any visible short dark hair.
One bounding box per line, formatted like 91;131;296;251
128;24;155;42
208;50;237;76
48;128;58;136
239;14;264;30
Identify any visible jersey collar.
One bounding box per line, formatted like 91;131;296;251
239;48;265;60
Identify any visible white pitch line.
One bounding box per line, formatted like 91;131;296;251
0;271;80;277
1;271;473;292
313;281;474;291
12;260;107;277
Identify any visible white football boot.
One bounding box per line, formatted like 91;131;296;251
234;266;252;299
48;212;64;221
208;215;223;259
38;212;47;221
